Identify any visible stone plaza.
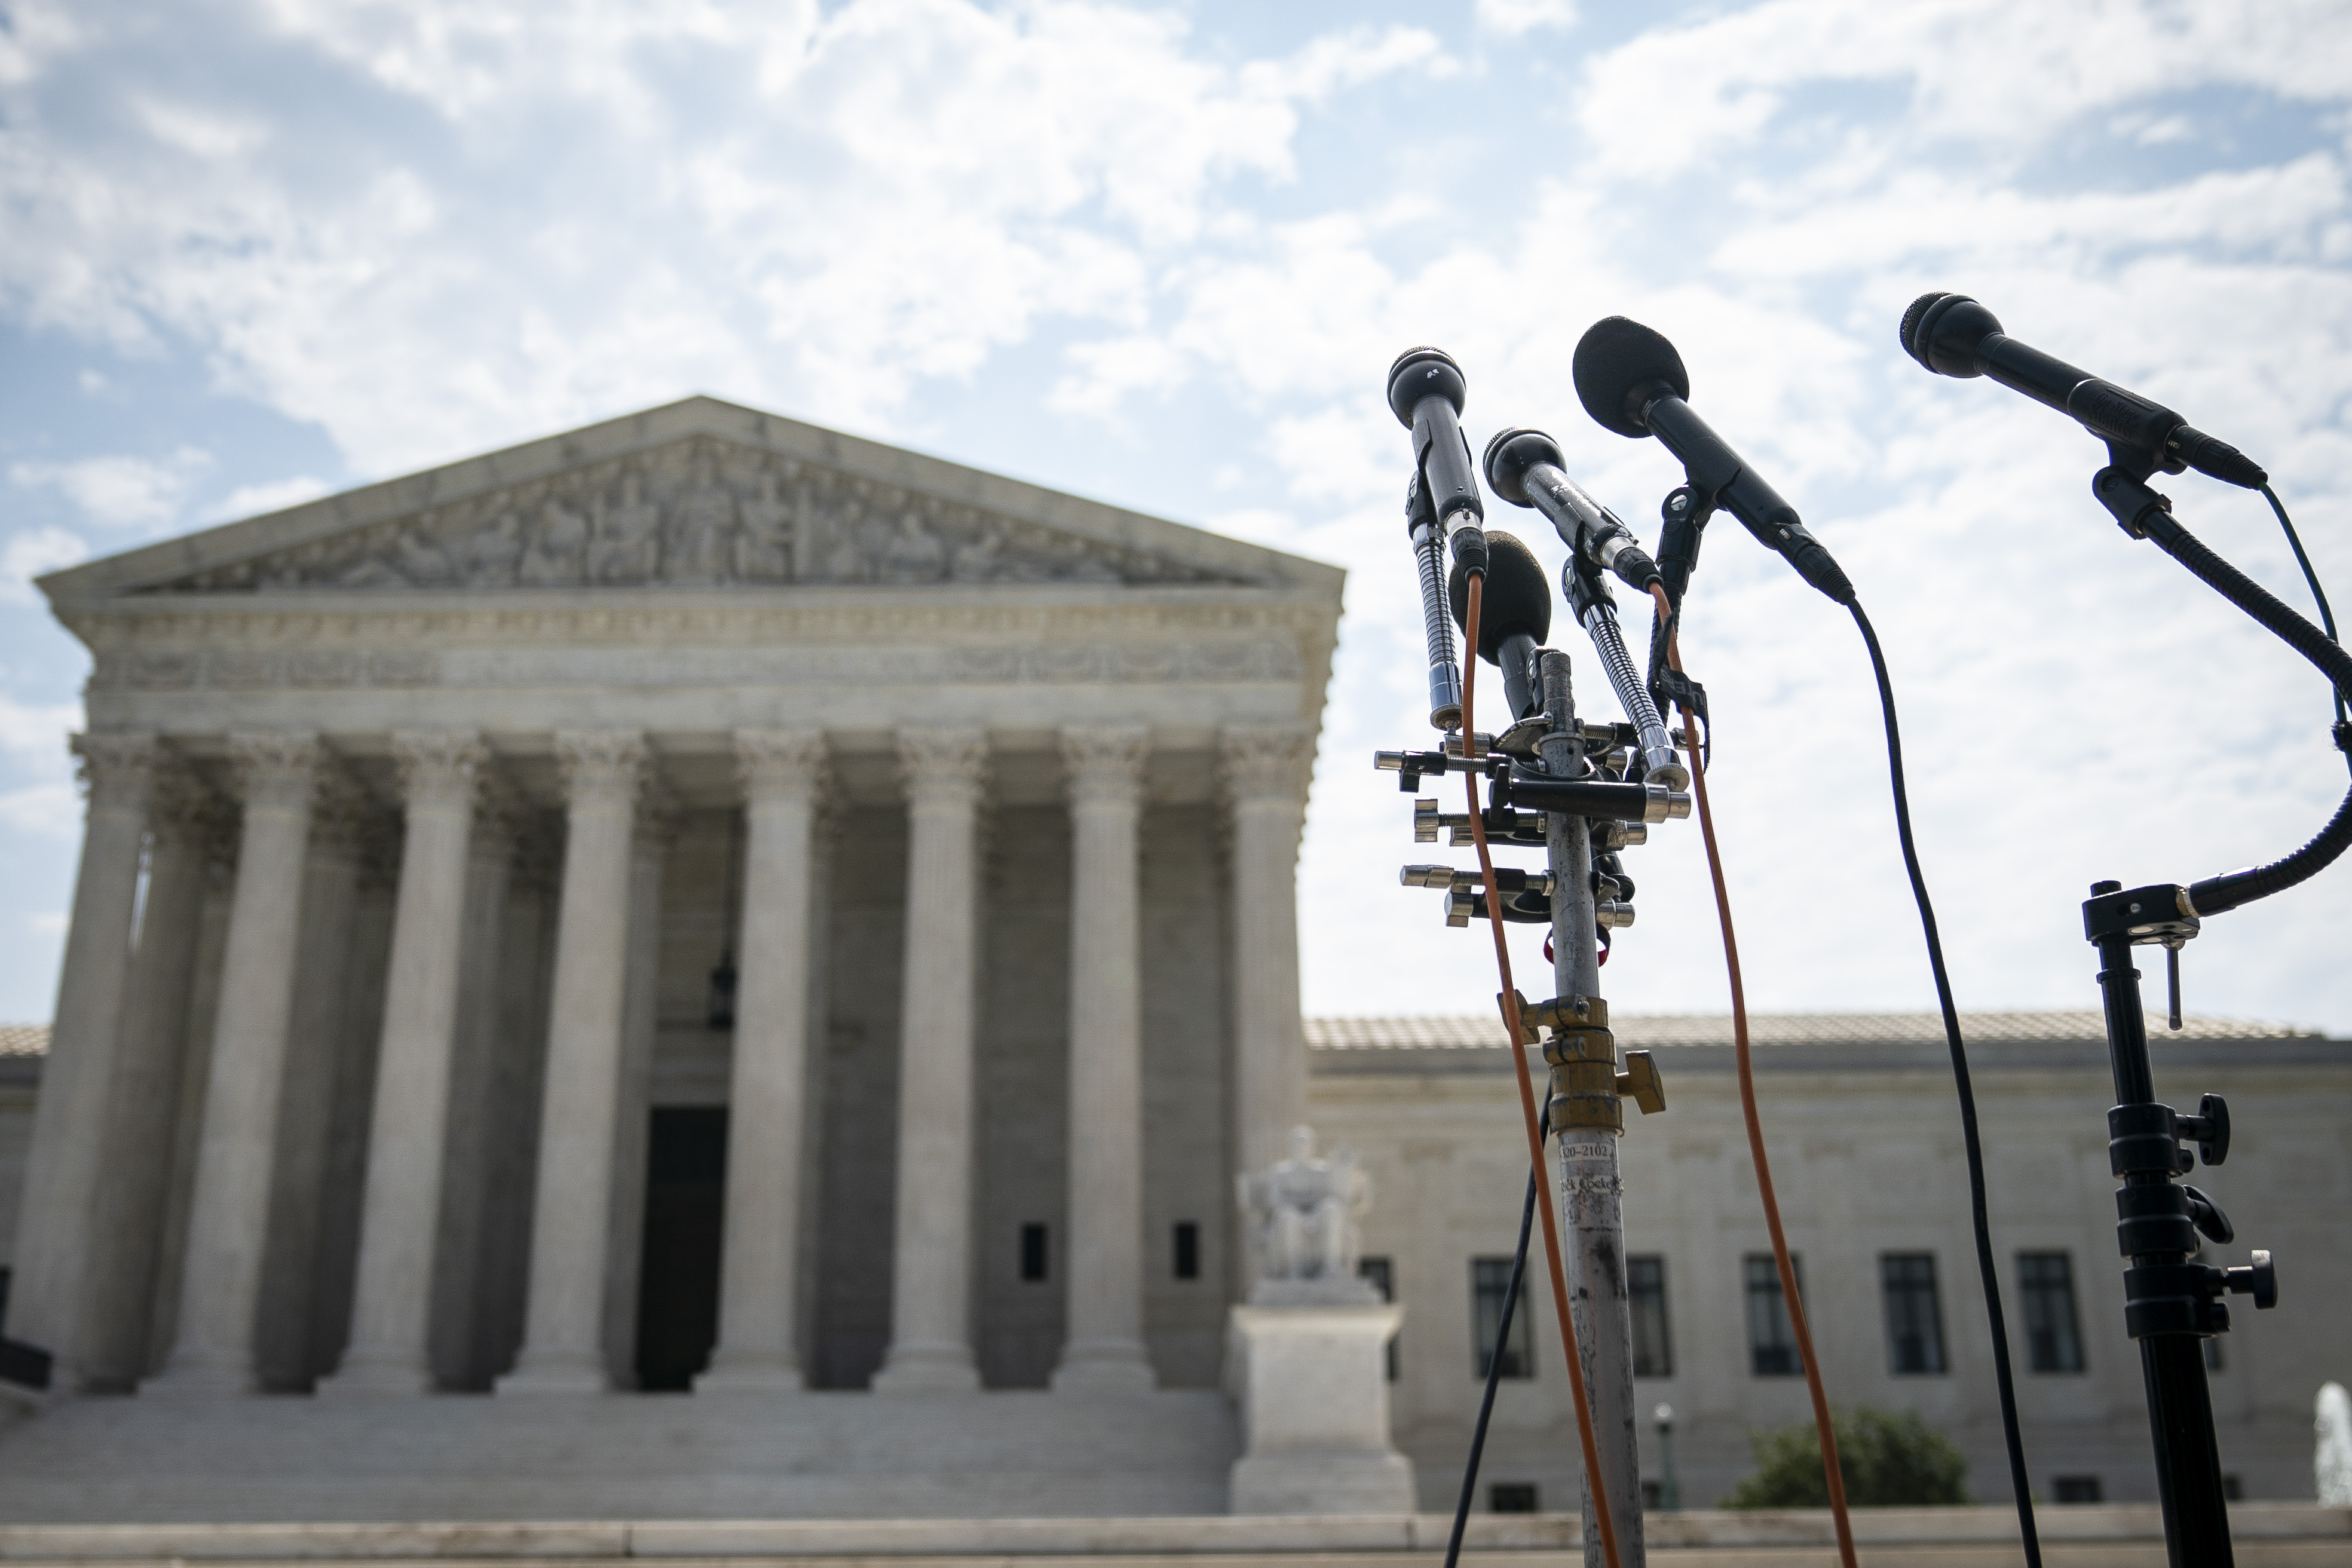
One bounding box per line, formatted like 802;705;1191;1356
0;399;2347;1537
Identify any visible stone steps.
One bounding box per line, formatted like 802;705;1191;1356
0;1506;2345;1567
0;1391;1239;1524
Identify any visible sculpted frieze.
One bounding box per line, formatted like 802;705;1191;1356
87;637;1303;694
145;437;1245;595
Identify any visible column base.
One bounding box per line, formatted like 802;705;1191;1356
316;1348;435;1398
1050;1340;1156;1394
139;1349;257;1399
694;1352;806;1394
870;1342;979;1395
494;1349;612;1395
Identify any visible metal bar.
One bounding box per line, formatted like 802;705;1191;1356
1541;650;1645;1568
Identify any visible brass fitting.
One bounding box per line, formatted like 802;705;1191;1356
1535;998;1667;1131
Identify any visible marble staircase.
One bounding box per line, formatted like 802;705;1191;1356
0;1389;1239;1523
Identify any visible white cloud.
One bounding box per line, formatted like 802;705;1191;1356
202;474;332;522
0;526;91;603
1475;0;1576;36
0;691;79;760
8;448;211;527
0;1;1438;472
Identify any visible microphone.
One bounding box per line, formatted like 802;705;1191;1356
1900;293;2266;489
1572;317;1855;605
1388;347;1487;575
1483;427;1662;593
1404;472;1465;730
1446;531;1551;720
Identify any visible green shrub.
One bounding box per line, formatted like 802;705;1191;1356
1722;1406;1971;1509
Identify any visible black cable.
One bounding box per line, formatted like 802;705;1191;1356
1444;1155;1541;1568
2130;509;2352;914
2259;483;2348;767
1850;602;2042;1568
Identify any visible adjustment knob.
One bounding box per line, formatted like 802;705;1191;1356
2177;1092;2230;1166
2224;1250;2278;1311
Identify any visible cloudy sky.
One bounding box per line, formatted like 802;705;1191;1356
3;0;2348;1033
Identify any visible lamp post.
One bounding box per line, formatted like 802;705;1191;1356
1654;1403;1681;1513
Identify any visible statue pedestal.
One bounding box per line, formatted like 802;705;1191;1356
1226;1289;1414;1515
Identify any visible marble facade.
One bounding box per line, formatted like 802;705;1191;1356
8;397;1343;1404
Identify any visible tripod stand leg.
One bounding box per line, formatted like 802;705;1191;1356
2143;1336;2232;1567
2090;907;2234;1568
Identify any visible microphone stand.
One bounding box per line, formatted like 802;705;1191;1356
1535;647;1655;1568
2076;450;2310;1568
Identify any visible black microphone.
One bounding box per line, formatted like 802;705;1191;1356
1446;531;1551;719
1900;292;2266;489
1388;347;1487;575
1573;317;1855;605
1483;427;1662;592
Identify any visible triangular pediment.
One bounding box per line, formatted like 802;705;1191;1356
39;398;1335;604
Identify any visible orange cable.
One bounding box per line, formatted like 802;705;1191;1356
1650;582;1857;1568
1462;572;1624;1568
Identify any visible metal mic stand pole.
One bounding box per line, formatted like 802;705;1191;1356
1536;648;1647;1567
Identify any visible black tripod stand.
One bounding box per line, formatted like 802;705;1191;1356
2080;878;2273;1566
2074;449;2352;1568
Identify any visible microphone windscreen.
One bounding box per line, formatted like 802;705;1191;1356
1573;317;1689;439
1447;531;1552;663
1898;292;1947;368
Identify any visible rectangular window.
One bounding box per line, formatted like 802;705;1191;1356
1472;1257;1533;1380
1490;1483;1539;1514
2053;1475;2102;1503
1019;1223;1049;1282
1628;1255;1673;1378
1359;1257;1398;1382
1881;1252;1948;1374
1172;1222;1200;1281
1745;1252;1803;1377
2018;1252;2085;1373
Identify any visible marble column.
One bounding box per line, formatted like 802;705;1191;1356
700;729;828;1393
82;767;227;1389
253;774;372;1391
1219;725;1314;1180
497;731;644;1394
322;733;486;1395
149;732;321;1395
872;727;988;1394
601;786;676;1386
8;733;155;1385
1052;726;1154;1393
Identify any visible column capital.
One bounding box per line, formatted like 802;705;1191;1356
310;768;382;859
392;730;487;810
148;764;232;853
70;731;158;813
554;730;645;808
229;731;322;812
898;727;988;806
1060;727;1150;806
1217;724;1314;806
736;728;829;803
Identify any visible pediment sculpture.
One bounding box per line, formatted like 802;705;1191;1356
148;437;1242;595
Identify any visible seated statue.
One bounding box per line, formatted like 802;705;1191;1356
1237;1125;1376;1304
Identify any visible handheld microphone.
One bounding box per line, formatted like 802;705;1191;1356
1388;347;1488;575
1572;317;1855;606
1900;293;2266;489
1446;531;1551;720
1483;427;1663;593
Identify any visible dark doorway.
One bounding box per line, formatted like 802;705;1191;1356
635;1107;728;1391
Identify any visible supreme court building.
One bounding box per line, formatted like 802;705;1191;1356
1;400;2347;1527
5;397;1339;1411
